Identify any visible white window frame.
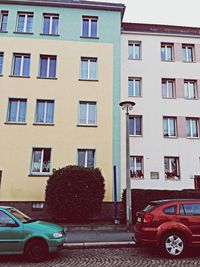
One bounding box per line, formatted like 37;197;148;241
163;117;177;137
128;77;141;97
164;157;180;180
42;14;59;35
162;79;175;98
78;101;97;126
39;55;57;78
77;149;96;168
129;116;142;136
161;43;173;61
128;41;141;60
7;98;27;123
186;118;199;138
80;57;97;80
130;156;144;179
82;16;98;38
12;54;30;76
184;80;197;99
31;148;51;174
16;12;33;33
35;100;54;124
182;45;194;62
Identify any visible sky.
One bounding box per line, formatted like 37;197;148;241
92;0;200;27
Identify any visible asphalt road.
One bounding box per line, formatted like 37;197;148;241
1;246;200;266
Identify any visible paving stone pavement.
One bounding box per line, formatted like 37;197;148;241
0;247;200;267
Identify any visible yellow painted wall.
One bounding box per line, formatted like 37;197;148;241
0;37;113;201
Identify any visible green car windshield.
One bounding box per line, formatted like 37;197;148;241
6;208;33;223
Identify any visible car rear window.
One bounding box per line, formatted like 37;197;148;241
143;203;158;212
163;205;177;215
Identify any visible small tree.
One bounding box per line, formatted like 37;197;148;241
45;165;105;222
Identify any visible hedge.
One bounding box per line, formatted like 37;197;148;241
45;165;105;222
122;189;200;223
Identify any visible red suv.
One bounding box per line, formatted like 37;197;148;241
134;199;200;257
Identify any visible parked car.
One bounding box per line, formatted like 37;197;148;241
0;206;65;262
133;199;200;258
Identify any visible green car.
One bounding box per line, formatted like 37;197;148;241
0;206;65;262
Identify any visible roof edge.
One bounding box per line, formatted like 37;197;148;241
122;22;200;37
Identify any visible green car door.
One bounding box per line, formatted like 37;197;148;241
0;210;24;253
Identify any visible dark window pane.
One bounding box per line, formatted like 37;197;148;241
40;57;47;77
91;19;97;37
43;16;50;34
82;19;89;36
49;57;56;77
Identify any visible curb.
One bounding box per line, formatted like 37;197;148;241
63;241;135;249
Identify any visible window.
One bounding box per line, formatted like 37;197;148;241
39;55;57;78
42;14;59;35
82;16;98;38
164;157;180;180
161;43;173;61
7;98;27;123
0;52;3;75
78;149;95;168
128;41;141;60
180;204;200;215
12;54;30;77
182;44;194;62
184;80;197;99
80;57;97;80
16;12;33;33
162;79;175;98
129;116;142;136
186;118;199;138
35;100;54;124
164;205;177;215
31;148;51;174
163;117;177;137
79;101;97;126
0;11;8;32
0;211;16;227
130;156;143;179
128;78;141;97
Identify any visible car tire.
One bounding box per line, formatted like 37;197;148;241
24;239;48;262
161;232;186;258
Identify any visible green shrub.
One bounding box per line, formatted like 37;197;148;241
122;189;200;224
45;165;105;222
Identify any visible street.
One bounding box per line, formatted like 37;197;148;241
1;247;200;267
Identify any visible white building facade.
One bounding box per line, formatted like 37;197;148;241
121;23;200;192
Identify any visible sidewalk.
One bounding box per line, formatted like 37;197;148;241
61;224;135;249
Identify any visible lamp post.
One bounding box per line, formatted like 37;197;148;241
119;100;135;228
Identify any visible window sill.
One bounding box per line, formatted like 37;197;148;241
165;178;181;181
186;137;199;139
13;31;34;35
33;123;54;126
161;60;174;62
162;97;176;99
77;124;97;127
182;61;195;63
129;134;142;137
80;36;99;39
0;30;8;33
128;95;142;98
79;79;99;82
29;173;51;177
130;177;144;180
184;97;198;100
9;75;30;78
4;122;27;125
128;58;142;61
40;33;60;37
163;136;177;139
37;76;57;80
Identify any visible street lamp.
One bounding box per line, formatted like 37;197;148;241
119;100;135;228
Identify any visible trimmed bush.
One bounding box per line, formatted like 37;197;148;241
45;165;105;222
122;189;200;223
